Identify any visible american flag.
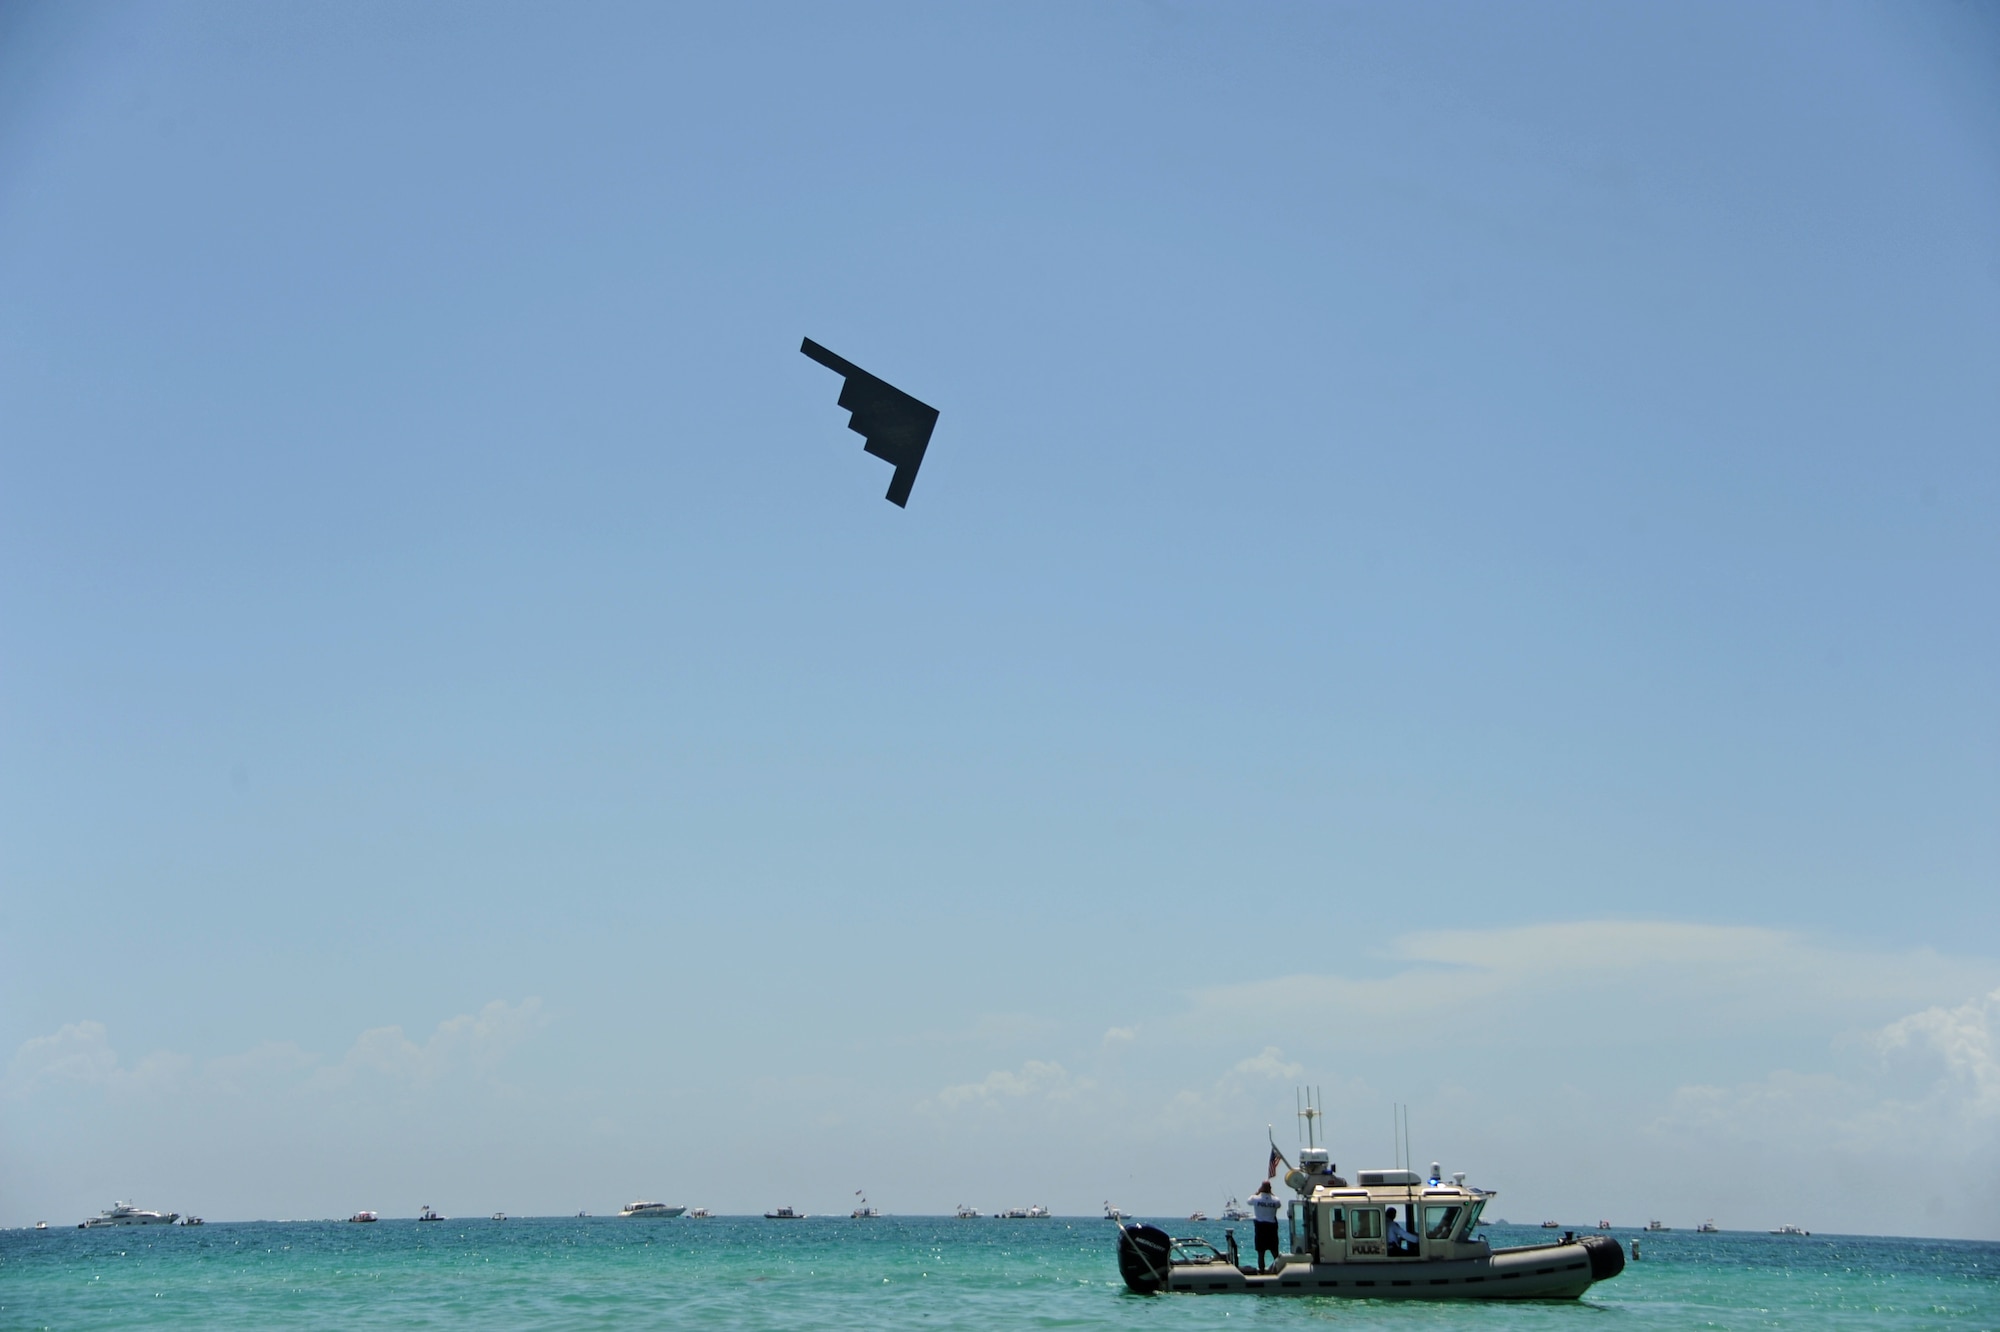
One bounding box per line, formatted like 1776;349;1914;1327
1267;1145;1286;1179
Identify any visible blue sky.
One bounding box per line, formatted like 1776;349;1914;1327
3;1;1996;1235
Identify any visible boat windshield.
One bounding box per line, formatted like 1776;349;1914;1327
1455;1200;1486;1238
1423;1204;1463;1240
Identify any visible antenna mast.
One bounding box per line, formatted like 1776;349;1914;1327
1296;1086;1323;1150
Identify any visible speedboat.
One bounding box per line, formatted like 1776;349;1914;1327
1189;1210;1209;1222
348;1212;379;1223
492;1213;507;1221
1771;1224;1810;1236
1221;1197;1252;1222
1103;1202;1125;1222
80;1202;178;1228
619;1201;687;1218
418;1206;445;1222
956;1205;981;1219
764;1206;806;1220
180;1216;204;1227
1116;1148;1624;1301
687;1208;711;1219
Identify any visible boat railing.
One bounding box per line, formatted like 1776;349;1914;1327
1169;1236;1234;1265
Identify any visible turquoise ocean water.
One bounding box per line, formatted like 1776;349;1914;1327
4;1218;1995;1330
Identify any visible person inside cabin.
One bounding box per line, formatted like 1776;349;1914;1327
1385;1206;1420;1257
1249;1181;1284;1273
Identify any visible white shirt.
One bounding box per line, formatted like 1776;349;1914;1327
1387;1217;1417;1245
1250;1192;1283;1223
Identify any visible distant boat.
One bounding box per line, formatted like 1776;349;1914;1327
956;1205;981;1219
180;1216;204;1227
1026;1204;1051;1218
764;1206;806;1220
687;1208;711;1219
348;1212;379;1224
1597;1220;1613;1230
1220;1197;1252;1222
1771;1224;1810;1236
1000;1206;1030;1219
1188;1210;1208;1222
851;1193;880;1219
492;1213;507;1222
1696;1220;1719;1233
80;1202;178;1228
1103;1201;1125;1222
34;1222;48;1231
618;1201;686;1218
1541;1220;1561;1229
1645;1220;1670;1232
418;1206;445;1222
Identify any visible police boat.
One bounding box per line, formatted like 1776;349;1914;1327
1116;1152;1624;1300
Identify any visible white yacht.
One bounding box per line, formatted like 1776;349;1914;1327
1025;1204;1051;1218
687;1207;711;1219
80;1202;178;1228
1771;1224;1810;1236
956;1204;981;1219
1221;1197;1252;1222
1116;1135;1625;1301
619;1201;687;1218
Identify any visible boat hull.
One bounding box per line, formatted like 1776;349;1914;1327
1119;1226;1623;1300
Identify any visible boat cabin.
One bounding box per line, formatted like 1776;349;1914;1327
1279;1168;1492;1267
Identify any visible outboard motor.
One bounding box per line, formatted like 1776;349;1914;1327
1117;1223;1174;1294
1578;1233;1627;1282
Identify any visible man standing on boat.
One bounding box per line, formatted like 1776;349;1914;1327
1249;1181;1284;1272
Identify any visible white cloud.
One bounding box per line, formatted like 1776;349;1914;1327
1227;1046;1303;1083
934;1059;1086;1109
1874;988;2000;1120
6;1000;548;1103
1185;920;2000;1045
1643;986;2000;1231
312;998;549;1089
1102;1026;1137;1046
4;1022;190;1099
6;1021;117;1095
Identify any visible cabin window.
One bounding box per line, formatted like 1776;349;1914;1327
1423;1204;1463;1240
1321;1206;1347;1242
1459;1200;1486;1237
1350;1208;1383;1241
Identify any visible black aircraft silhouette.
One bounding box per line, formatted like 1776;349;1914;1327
800;338;939;508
